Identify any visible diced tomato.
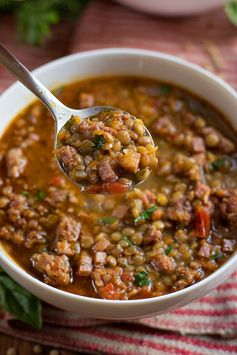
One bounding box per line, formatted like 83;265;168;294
86;182;130;195
195;205;211;238
49;175;65;187
104;182;130;194
121;271;133;283
86;184;102;194
139;287;153;298
99;282;123;300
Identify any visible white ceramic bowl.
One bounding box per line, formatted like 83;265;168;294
115;0;228;16
0;48;237;319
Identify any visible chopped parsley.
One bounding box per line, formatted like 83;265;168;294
134;271;149;287
160;84;171;95
94;135;105;149
36;189;46;201
134;205;158;224
211;158;225;171
99;217;118;224
122;236;134;246
210;252;224;260
165;245;172;255
22;191;29;197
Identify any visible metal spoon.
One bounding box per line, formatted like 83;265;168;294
0;43;155;192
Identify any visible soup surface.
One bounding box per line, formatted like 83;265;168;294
0;76;237;300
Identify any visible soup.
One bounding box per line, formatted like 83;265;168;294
0;76;236;300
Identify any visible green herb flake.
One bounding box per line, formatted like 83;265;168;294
94;135;105;149
99;217;118;224
0;271;42;329
210;252;224;260
165;245;172;255
36;189;46;201
225;1;237;26
160;84;171;95
134;205;158;224
211;158;225;171
134;271;149;287
122;236;134;246
22;191;29;197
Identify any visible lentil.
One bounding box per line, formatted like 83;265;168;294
33;345;43;353
205;133;220;147
6;349;17;355
0;76;236;301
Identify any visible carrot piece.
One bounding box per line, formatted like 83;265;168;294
86;184;102;194
195;205;211;238
99;282;122;300
86;182;130;194
121;271;133;283
49;175;65;187
104;182;130;194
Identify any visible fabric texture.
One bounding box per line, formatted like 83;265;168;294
0;1;237;353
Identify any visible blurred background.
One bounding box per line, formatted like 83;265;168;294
0;0;237;354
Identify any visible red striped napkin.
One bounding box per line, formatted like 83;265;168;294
1;1;237;353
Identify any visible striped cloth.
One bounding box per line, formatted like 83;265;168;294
1;1;237;353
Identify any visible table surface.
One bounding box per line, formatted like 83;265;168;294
0;333;86;355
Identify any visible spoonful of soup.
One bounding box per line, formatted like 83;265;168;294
0;44;158;193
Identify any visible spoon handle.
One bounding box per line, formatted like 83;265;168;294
0;43;65;117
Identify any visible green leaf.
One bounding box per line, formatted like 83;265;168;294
134;271;149;287
16;1;60;45
160;85;171;95
211;158;225;171
210;252;224;260
94;135;105;149
134;205;158;224
225;1;237;26
0;273;42;329
15;0;91;45
37;189;46;200
165;245;172;255
22;190;29;197
99;217;118;224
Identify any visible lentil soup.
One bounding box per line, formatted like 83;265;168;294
0;76;236;300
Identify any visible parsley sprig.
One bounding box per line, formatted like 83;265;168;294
134;271;150;287
211;158;226;171
99;217;118;225
134;205;158;224
0;0;91;45
94;135;105;149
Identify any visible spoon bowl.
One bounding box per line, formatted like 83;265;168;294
0;44;155;193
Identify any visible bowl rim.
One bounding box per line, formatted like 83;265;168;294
0;47;237;306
